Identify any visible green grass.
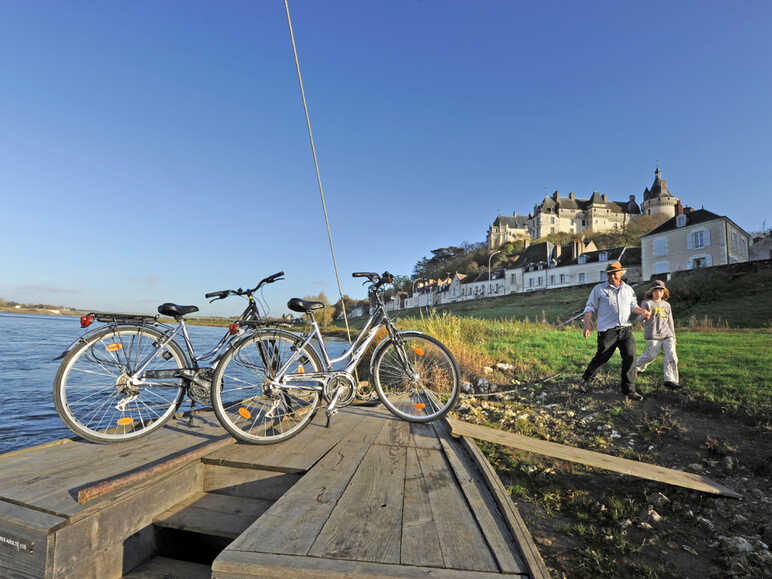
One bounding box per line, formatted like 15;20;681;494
397;313;772;418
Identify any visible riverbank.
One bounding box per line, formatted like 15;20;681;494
400;313;771;578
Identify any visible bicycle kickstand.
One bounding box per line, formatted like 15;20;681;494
188;400;197;426
325;386;345;428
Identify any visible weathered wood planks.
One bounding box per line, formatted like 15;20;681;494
154;492;273;538
447;417;742;498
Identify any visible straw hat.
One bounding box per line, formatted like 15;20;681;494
605;261;626;273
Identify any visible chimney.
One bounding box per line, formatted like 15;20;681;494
602;193;608;202
553;244;562;259
571;239;581;260
553;190;559;201
569;192;575;200
675;200;684;215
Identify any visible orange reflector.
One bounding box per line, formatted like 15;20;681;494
117;417;133;426
106;343;122;352
413;347;424;356
297;365;305;374
414;403;426;410
238;407;251;419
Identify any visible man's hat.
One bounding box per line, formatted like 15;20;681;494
605;261;626;273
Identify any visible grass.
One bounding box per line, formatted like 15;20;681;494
398;312;771;418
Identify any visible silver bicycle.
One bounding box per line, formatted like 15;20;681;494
53;272;286;443
210;271;461;445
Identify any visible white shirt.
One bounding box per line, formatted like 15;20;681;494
583;281;638;332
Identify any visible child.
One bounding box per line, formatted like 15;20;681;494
634;280;680;389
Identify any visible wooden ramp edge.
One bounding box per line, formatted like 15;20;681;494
447;418;741;499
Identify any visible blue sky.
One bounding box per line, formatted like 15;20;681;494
1;0;770;317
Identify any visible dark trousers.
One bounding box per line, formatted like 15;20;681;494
583;326;637;392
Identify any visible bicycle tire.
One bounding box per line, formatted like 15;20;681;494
211;329;323;444
53;325;186;443
371;331;460;422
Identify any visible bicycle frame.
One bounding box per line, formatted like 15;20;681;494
265;290;407;390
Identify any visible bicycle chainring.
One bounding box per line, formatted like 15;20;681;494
322;373;357;407
188;368;214;404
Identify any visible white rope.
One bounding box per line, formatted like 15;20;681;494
283;0;354;345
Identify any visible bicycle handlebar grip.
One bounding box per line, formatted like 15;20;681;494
204;290;229;299
266;271;284;283
352;272;378;278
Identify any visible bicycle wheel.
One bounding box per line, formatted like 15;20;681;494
211;329;323;444
372;331;460;422
54;325;186;443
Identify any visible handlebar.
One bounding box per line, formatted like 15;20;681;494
352;270;394;291
204;271;285;302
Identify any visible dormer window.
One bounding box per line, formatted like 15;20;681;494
578;255;587;264
599;251;608;262
676;214;686;228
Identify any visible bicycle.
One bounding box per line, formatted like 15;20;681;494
210;271;461;445
52;272;287;443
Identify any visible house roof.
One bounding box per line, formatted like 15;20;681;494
640;208;748;237
512;242;552;269
535;191;641;215
491;214;529;228
556;246;641;268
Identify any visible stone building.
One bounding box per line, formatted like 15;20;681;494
486;168;681;248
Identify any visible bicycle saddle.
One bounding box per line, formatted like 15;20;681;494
158;303;200;317
287;298;325;313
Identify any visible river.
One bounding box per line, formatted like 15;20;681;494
0;313;348;455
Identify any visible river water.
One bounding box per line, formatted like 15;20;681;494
0;313;347;455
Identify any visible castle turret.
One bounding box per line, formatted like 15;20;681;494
641;167;680;218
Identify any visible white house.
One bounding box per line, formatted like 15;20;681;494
640;206;751;280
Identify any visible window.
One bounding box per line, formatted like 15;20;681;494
550;275;555;285
599;251;608;261
537;277;543;286
578;272;586;283
511;274;516;283
600;271;606;281
693;257;707;269
687;229;710;250
560;274;566;284
529;278;534;288
653;238;668;257
676;214;686;228
578;255;587;264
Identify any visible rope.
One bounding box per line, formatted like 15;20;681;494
283;0;354;345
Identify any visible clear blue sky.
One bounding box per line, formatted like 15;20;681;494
1;0;770;317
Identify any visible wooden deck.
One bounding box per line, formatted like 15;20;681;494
0;406;548;578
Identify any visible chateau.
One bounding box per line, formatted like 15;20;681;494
487;168;680;248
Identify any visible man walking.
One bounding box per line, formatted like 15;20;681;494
581;261;650;400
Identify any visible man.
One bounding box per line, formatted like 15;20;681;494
581;261;650;400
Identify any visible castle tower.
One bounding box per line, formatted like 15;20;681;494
640;167;679;219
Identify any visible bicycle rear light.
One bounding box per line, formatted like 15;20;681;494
228;323;239;335
80;315;93;328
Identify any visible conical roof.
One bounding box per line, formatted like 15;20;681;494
645;167;674;200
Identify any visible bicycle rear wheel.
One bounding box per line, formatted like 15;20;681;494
372;331;460;422
53;326;186;443
211;329;322;444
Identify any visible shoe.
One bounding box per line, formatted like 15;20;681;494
625;391;644;401
664;381;681;390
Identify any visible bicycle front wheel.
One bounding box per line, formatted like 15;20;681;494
54;325;186;443
372;331;460;422
211;329;322;444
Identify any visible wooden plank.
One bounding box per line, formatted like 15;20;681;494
0;501;63;578
401;446;444;567
438;436;525;574
309;443;406;563
203;408;365;473
154;492;273;539
459;435;551;579
225;414;383;556
372;414;412;447
409;421;442;449
77;437;232;504
124;556;211;579
204;465;300;500
414;447;498;572
447;417;742;498
213;551;527;578
52;461;203;577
